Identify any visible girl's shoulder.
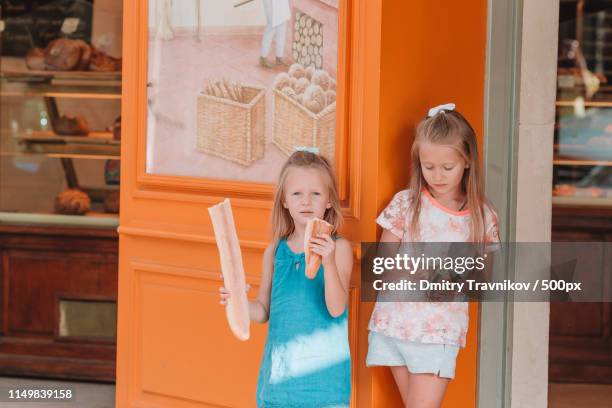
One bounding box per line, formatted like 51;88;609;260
264;241;279;260
333;236;354;263
482;199;499;225
387;188;417;208
334;236;352;250
391;188;414;200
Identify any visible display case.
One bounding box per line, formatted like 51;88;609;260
550;0;612;385
552;0;612;208
0;58;121;227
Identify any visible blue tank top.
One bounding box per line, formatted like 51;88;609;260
256;239;351;408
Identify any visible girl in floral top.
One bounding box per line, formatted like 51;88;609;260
366;104;500;408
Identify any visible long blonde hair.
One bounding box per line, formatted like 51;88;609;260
271;151;343;242
409;109;491;244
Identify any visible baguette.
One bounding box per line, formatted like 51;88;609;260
208;199;250;341
304;218;333;279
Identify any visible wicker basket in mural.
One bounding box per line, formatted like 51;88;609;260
272;89;336;161
197;84;265;166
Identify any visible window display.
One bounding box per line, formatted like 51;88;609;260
0;0;122;226
553;0;612;207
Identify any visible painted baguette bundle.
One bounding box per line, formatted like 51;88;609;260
208;199;250;341
203;79;245;104
304;218;333;279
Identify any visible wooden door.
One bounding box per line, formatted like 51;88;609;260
116;1;379;407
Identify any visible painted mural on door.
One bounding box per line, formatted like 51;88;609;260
146;0;340;182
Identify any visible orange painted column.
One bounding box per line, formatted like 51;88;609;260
370;1;488;407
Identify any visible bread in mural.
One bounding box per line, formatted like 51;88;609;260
274;64;337;114
202;79;245;103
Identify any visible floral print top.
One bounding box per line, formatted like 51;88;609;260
368;188;500;347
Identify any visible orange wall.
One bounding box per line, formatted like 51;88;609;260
374;0;488;406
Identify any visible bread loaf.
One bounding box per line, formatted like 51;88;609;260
288;63;306;79
75;40;92;70
208;199;250;341
104;190;120;214
25;48;46;70
311;69;331;90
293;77;310;94
325;90;336;105
274;72;292;91
54;189;91;215
303;84;326;113
304;218;333;279
89;47;121;72
54;115;90;136
44;38;82;70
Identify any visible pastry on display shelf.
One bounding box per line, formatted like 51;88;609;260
25;48;46;70
104;190;120;214
23;38;121;72
553;184;610;198
54;115;90;136
54;189;91;215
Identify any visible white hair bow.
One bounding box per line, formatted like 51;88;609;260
294;146;320;154
428;103;456;117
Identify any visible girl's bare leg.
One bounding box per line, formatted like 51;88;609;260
391;366;450;408
390;366;411;406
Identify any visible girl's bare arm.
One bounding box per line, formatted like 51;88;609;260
249;243;275;323
321;237;354;317
219;243;275;324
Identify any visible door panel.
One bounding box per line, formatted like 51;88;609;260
117;1;371;407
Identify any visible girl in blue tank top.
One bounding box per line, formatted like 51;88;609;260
220;151;353;407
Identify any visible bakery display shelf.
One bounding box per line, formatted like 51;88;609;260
11;130;120;146
80;186;120;203
1;69;121;82
2;142;120;160
0;211;118;229
0;151;119;160
555;100;612;108
1;67;120;98
553;157;612;166
0;85;121;100
1;57;121;84
552;196;612;208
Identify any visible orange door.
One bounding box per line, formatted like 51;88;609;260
116;1;487;407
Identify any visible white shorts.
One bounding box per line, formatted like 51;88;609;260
366;331;459;379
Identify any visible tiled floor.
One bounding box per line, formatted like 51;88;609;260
549;383;612;408
0;377;114;408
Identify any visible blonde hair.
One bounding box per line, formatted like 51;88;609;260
409;109;491;245
271;151;343;242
